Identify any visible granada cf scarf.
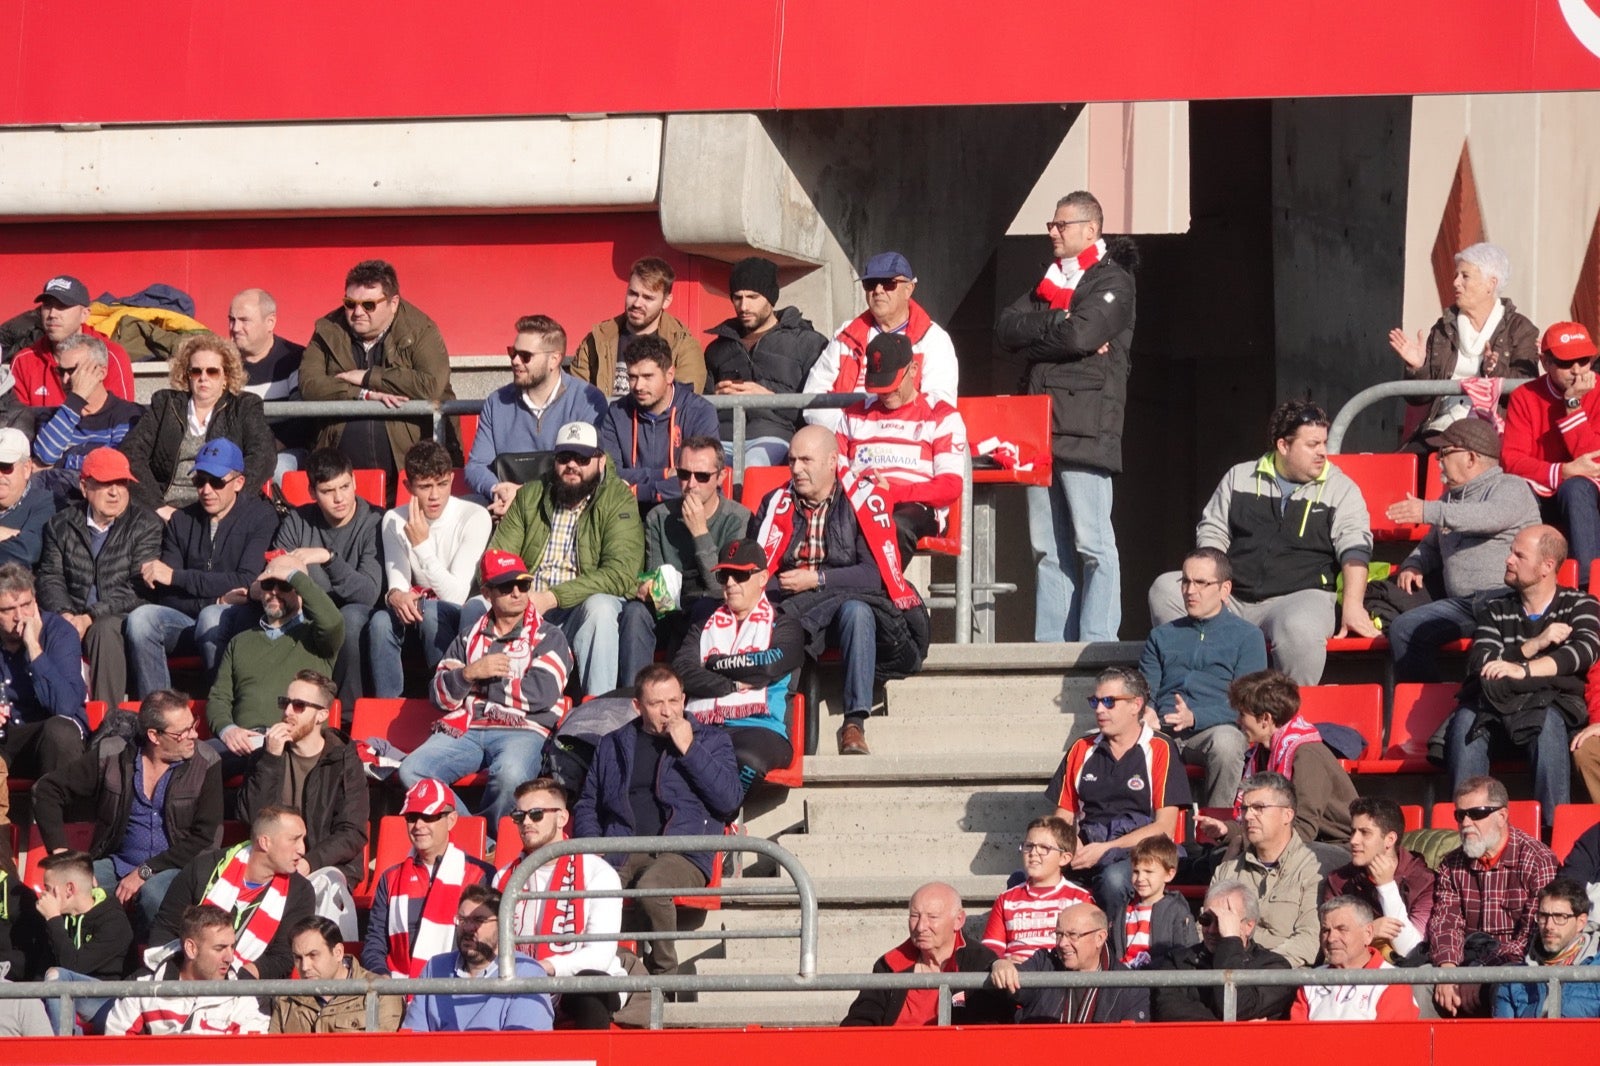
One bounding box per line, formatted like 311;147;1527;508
1035;239;1105;310
685;595;777;723
494;854;588;963
432;602;570;737
202;843;289;972
385;845;468;978
831;301;935;394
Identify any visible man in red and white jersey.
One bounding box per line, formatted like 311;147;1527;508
982;815;1093;960
837;333;968;562
1290;896;1420;1021
104;903;269;1036
803;251;958;432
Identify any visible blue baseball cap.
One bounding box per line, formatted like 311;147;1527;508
193;439;245;479
860;251;915;282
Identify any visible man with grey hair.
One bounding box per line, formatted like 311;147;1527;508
1429;774;1557;1016
1209;771;1322;967
1153;878;1294;1021
32;333;145;502
229;287;308;479
0;562;87;780
1291;896;1420;1020
1389;241;1538;451
998;191;1137;644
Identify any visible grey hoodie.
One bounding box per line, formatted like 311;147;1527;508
1401;464;1539;599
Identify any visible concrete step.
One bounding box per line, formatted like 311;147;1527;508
803;783;1045;835
854;713;1072;756
777;831;1018;878
665;993;854;1028
882;673;1094;719
801;751;1060;784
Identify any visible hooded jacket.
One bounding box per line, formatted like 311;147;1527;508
703;306;829;441
42;886;134;979
103;942;269;1036
489;465;645;608
598;382;719;505
1494;927;1600;1018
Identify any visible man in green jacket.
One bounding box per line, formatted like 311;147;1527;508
488;421;644;696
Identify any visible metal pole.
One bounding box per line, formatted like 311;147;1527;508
732;406;748;484
1222;978;1237;1022
365;988;380;1031
936;984;952;1026
954;451;973;643
1325;378;1531;452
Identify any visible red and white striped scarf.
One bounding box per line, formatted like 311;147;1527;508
756;457;923;611
495;853;587;962
385;845;468;978
833;301;935;395
1034;239;1105;310
685;596;777;724
1121;902;1153;968
1234;713;1323;811
432;602;571;738
202;843;289;973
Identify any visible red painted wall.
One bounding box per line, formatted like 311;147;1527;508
0;214;733;357
3;1;1599;123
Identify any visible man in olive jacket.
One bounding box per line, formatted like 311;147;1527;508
488;421;644;696
298;259;455;492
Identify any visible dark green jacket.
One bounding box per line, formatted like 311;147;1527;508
207;568;344;734
490;466;644;608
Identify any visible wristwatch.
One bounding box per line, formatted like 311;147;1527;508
136;863;154;881
1568;397;1582;410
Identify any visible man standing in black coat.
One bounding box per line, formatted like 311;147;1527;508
1152;878;1294;1021
702;257;828;469
989;902;1150;1023
996;189;1136;644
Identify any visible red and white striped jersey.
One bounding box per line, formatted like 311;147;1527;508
838;395;967;526
981;879;1094;960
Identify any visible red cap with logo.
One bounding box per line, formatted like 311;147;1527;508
481;548;532;585
1541;321;1598;362
401;778;456;816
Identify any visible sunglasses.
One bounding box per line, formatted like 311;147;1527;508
259;578;292;594
553;451;593;466
276;696;327;713
1453;804;1505;824
489;577;535;593
716;569;759;583
1085;694;1138;710
0;462;16;476
676;469;717;484
404;811;448;824
188;365;223;379
861;278;905;293
1197;911;1218;927
191;473;235;491
343;297;388;313
509;807;563;824
1549;355;1595;369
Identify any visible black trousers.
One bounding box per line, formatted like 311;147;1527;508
892;503;939;561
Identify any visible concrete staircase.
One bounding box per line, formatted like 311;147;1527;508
663;641;1141;1027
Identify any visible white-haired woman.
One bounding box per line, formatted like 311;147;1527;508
1388;242;1538;451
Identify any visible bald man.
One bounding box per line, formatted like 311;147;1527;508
841;882;1008;1026
750;425;913;756
990;902;1151;1023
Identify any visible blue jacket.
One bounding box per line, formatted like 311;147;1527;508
572;717;742;880
0;610;87;730
0;481;55;568
465;375;607;498
401;952;553;1031
1138;609;1269;733
154;495;277;618
599;383;719;505
1494;930;1600;1018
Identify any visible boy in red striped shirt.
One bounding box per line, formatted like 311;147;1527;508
982;816;1093;960
1119;834;1197;968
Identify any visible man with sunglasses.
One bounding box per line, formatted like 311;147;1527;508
401;549;574;822
804;251;958;435
31;333;144;504
1429;775;1558;1016
490;421;643;697
466;314;606;518
238;670;369;885
0;427;53;568
124;438;276;698
1494;877;1600;1018
619;436;751;689
300;259;456;497
494;776;628;1029
1152;879;1293;1022
1503;322;1600;574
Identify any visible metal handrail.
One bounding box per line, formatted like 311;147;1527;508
1325;378;1533;452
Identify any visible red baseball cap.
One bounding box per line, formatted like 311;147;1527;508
401;778;456;816
481;548;532;586
1541;321;1598;362
80;447;138;484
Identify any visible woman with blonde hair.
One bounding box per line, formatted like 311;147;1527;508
119;333;275;516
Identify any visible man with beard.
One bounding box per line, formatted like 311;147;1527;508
1153;879;1294;1022
572;257;706;398
467;315;606;518
1495;877;1600;1018
1429;775;1558;1016
1291;897;1421;1021
489;421;643;697
401;884;553;1032
206;552;346;777
238;671;369;884
989;902;1150;1023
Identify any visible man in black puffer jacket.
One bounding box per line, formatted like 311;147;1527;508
990;902;1150;1023
996;190;1137;645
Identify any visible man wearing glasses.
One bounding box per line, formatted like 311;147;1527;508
401;884;554;1032
493;776;628;1029
1494;877;1600;1018
619;437;751;694
399;549;575;822
465;314;605;518
300;259;456;498
490;421;643;697
1149;399;1378;684
363;778;496;979
1152;879;1294;1022
31;333;144;505
989;902;1150;1023
803;250;959;434
998;190;1136;644
1208;772;1322;967
1429;775;1558;1016
238;670;369;885
34;688;221;936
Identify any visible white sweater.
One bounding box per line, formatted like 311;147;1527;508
380;496;492;604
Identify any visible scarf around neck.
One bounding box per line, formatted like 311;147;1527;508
202;843;290;972
385;844;469;978
1234;713;1322;811
1035;239;1106;310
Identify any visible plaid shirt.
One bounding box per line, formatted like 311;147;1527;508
792;493;832;571
1428;826;1557;966
532;496;589;592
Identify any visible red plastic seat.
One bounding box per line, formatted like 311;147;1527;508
1327;453;1426;541
1299;683;1383;765
350;697;484;787
21;822;95;892
957;395;1053;488
1431;799;1541;836
1360;683;1456;774
761;692;806;790
394;468;470;506
280;468;387;508
739;465;791;512
1552;804;1600;862
1401;804;1424;832
458;414;478;461
353;813;487;908
673;823;734;911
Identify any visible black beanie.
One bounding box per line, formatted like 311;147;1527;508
729;257;780;305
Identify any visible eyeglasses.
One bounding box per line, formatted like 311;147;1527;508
1046;218;1094;233
1536;911;1580;923
1453;804;1505;824
1054;929;1100;943
1178;577;1221;589
276;696;328;713
489;577;535;594
716;569;760;584
676;469;717;484
509;807;563;824
191;473;235;491
1549;355;1595;369
861;278;906;293
1240;802;1289;816
259;579;291;594
156;723;199;740
553;451;593;466
343;297;388;313
1019;843;1064;856
455;913;497;928
1085;694;1138;710
404;811;449;824
188;365;224;379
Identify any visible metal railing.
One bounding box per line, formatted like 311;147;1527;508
1326;378;1533;452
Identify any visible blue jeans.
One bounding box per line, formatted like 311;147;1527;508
830;599;876;717
724;437;790;469
1028;465;1121;642
1444;704;1571;825
1389;595;1479;682
1554;478;1600;575
42;968;116;1035
92;857;178;939
124;603;201;697
203;600;373;710
365;599;462;698
618;599;660;692
398;727;547;822
1084;853;1134;918
461;594;624;696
